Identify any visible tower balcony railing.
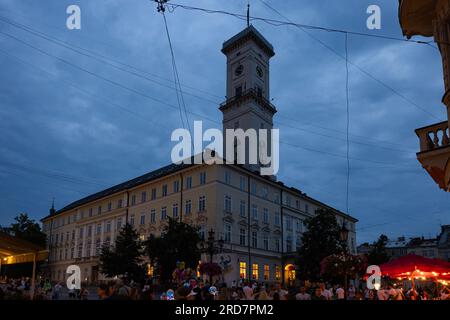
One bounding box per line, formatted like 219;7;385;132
415;120;450;191
220;88;277;114
416;121;449;152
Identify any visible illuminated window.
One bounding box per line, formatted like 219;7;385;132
275;266;281;281
240;262;247;279
264;265;270;281
147;264;154;277
197;261;201;278
252;264;259;280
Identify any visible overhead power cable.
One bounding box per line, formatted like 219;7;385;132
345;32;351;215
166;1;442;121
160;8;192;138
0;14;418;153
0;30;421;168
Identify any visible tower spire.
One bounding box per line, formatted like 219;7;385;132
49;197;56;215
247;1;250;27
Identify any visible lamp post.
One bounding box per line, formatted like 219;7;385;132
199;229;224;284
339;222;349;299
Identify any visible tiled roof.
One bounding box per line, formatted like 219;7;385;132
41;162;192;220
41;160;357;223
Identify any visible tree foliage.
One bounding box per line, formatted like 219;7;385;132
295;208;343;281
367;234;390;265
1;213;46;247
320;253;367;280
145;218;201;283
99;223;144;282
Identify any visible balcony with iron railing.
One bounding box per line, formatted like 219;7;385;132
219;88;277;114
415;121;450;191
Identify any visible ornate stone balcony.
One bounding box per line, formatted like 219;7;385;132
415;121;450;191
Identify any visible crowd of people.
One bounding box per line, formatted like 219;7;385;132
93;279;450;301
1;276;450;301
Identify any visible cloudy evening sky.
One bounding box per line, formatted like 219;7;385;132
0;0;448;243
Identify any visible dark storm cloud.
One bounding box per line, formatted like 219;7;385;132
0;0;448;243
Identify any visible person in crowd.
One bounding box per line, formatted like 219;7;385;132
321;283;333;300
97;283;110;300
254;287;271;300
43;279;52;295
406;287;418;300
440;287;450;300
377;286;389;301
243;282;254;300
347;284;356;300
335;285;345;300
295;287;311;300
274;283;288;300
312;287;326;300
79;286;89;300
52;282;62;300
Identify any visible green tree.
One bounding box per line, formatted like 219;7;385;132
145;218;201;283
99;223;144;282
295;208;342;281
367;234;390;265
0;213;46;247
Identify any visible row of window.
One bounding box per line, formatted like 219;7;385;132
51;237;113;261
222;225;301;252
223;170;313;214
46;168;322;233
49;197;208;245
239;262;282;281
47;172;209;230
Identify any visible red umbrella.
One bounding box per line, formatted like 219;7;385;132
380;254;450;279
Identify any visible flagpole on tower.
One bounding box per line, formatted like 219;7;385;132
247;1;250;27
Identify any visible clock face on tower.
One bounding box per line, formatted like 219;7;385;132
256;65;263;78
235;65;244;77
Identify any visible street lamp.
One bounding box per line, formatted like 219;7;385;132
339;222;349;244
339;222;349;299
199;229;224;284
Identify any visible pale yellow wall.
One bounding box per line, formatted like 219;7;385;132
43;163;357;284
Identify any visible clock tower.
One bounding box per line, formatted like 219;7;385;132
220;25;277;173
